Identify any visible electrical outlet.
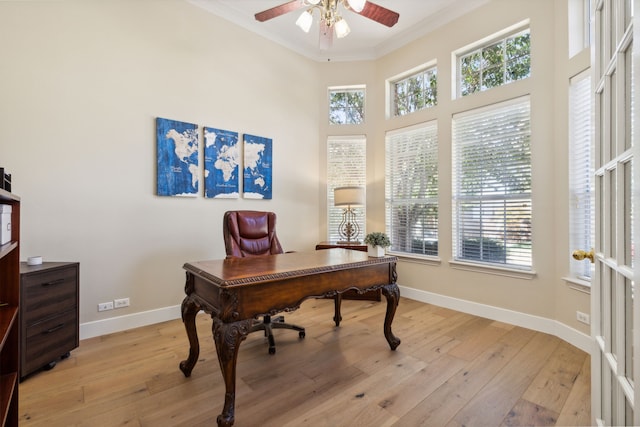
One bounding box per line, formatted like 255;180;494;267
576;311;590;325
98;301;114;312
114;297;130;309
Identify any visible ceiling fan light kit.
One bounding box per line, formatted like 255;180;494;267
255;0;399;48
295;0;360;38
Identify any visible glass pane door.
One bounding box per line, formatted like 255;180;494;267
593;0;635;425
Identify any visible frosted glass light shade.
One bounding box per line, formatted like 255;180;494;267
334;18;350;38
296;11;313;33
347;0;366;12
334;186;365;206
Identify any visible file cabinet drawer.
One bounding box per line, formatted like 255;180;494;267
21;265;78;324
23;309;78;376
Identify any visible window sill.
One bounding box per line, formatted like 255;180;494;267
388;251;442;266
448;259;536;280
563;276;591;294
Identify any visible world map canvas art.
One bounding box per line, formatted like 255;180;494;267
156;118;199;197
243;134;272;199
204;127;239;199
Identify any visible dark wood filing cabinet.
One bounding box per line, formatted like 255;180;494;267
19;261;79;379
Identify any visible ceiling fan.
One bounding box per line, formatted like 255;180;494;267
254;0;400;49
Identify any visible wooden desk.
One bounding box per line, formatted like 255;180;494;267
179;249;400;427
316;241;382;304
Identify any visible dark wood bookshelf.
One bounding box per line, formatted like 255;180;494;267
0;189;20;426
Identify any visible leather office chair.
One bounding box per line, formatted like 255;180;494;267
223;210;305;354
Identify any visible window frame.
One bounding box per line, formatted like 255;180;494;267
328;85;365;125
388;63;438;118
385;121;439;259
454;21;531;98
568;69;594;285
451;96;533;273
326;135;366;242
568;0;592;57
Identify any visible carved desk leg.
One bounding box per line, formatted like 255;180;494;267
179;293;202;377
333;294;342;327
381;282;401;350
213;317;251;427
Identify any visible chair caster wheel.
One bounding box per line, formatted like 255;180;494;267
44;360;57;371
269;347;276;355
299;331;305;339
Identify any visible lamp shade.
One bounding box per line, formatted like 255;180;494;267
334;186;365;207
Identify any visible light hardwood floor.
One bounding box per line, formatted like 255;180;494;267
19;297;591;426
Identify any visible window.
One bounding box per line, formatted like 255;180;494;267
569;70;594;281
391;66;437;117
329;86;365;125
452;97;532;269
385;122;438;256
568;0;592;57
327;136;366;241
458;28;530;97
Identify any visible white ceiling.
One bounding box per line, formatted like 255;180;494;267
188;0;490;62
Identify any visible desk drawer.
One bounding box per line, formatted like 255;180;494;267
22;266;78;323
23;309;78;376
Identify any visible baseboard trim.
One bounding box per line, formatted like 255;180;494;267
399;286;592;353
80;288;593;354
80;305;182;340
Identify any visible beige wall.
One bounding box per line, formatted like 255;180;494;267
0;0;590;339
0;0;320;327
319;0;590;336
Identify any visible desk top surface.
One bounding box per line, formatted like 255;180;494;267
184;248;396;287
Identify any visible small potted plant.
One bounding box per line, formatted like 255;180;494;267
364;232;391;257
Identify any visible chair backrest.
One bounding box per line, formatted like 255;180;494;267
223;210;284;257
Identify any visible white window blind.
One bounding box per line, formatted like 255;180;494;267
327;136;366;241
385;122;438;256
452;96;532;269
569;70;594;280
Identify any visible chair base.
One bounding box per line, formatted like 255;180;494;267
250;315;305;354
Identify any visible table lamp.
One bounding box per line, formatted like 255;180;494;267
334;186;365;243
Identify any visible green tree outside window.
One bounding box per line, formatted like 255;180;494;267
460;30;530;96
393;67;437;117
329;89;365;125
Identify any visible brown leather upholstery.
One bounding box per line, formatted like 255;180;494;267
222;210;305;354
223;211;283;257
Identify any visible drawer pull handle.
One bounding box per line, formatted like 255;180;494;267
44;323;65;334
42;279;65;287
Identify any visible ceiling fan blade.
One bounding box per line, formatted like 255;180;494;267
319;20;333;50
350;1;399;27
255;0;305;22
